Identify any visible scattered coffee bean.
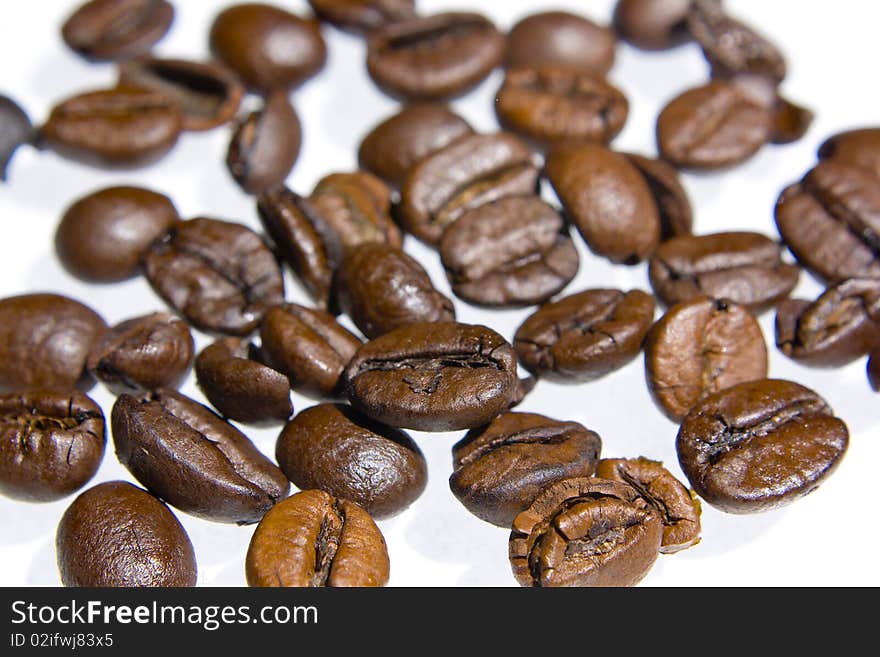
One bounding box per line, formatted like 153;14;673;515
818;127;880;179
612;0;692;51
61;0;174;61
506;11;616;75
767;94;814;145
623;152;693;240
0;95;33;181
308;0;416;32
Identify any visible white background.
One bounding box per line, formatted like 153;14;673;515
1;0;878;587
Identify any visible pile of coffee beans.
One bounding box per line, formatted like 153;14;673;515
0;0;877;587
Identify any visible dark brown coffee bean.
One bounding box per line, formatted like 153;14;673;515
56;186;179;282
308;0;416;32
869;349;880;392
40;87;182;167
62;0;174;61
775;279;880;368
144;217;285;336
645;297;768;422
345;321;518;431
767;94;814;146
506;11;616;75
246;489;389;587
545;143;660;264
0;94;33;181
595;458;701;554
649;232;800;312
209;4;326;93
818;127;880;179
677;379;849;514
612;0;693;51
450;412;602;527
0;391;104;502
494;66;629;147
276;403;427;519
514;289;655;382
439;196;579;307
623;153;693;240
0;294;107;392
400;131;539;245
227;91;301;195
509;477;662;587
112;389;290;524
260;304;362;398
56;481;196;587
366;12;504;100
87;312;194;393
118;57;245;131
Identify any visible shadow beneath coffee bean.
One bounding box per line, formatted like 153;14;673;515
683;507;777;559
26;539;60;586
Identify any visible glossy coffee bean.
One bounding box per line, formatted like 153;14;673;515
677;379;849;514
0;94;33;181
612;0;692;51
56;481;197;587
509;477;662;587
624;153;693;240
112;389;290;524
506;11;616;75
514;289;655;382
62;0;174;61
450;412;602;527
345;321;518;431
308;0;416;32
818;127;880;179
645;297;767;422
56;186;179;282
0;391;104;502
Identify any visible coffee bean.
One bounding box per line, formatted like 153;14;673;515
144;217;285;336
514;289;655;381
62;0;174;61
645;297;767;422
112;389;290;524
276;403;427;519
246;489;389;587
506;11;616;75
818;127;880;179
438;196;579;307
509;477;662;587
450;412;602;527
209;4;326;93
767;94;814;145
260;303;362;398
0;294;107;392
595;457;701;554
87;312;194;393
0;95;33;181
676;378;849;513
612;0;693;51
56;186;179;282
227;91;301;195
367;12;504;100
308;0;416;32
649;231;800;312
56;481;196;587
545;143;661;264
358;104;474;188
0;391;104;502
869;349;880;392
623;153;693;240
345;321;518;431
776;278;880;367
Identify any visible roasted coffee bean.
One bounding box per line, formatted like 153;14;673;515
56;481;196;587
776;279;880;367
40;87;182;167
612;0;692;51
276;403;427;519
144;217;284;336
118;57;244;131
0;391;104;502
509;477;662;587
366;12;504;100
112;389;289;524
656;80;772;169
87;312;193;393
62;0;174;61
624;153;693;240
0;294;106;392
246;489;389;587
439;196;578;307
399;132;539;245
506;11;616;75
645;297;767;422
260;304;361;398
358;103;474;188
767;94;814;146
514;289;655;381
0;95;33;181
227;91;302;195
56;186;179;282
869;349;880;392
545;143;660;264
308;0;416;32
775;160;880;282
595;457;701;554
649;232;799;312
494;66;628;147
209;4;326;93
450;412;602;527
345;321;518;431
818;127;880;179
